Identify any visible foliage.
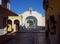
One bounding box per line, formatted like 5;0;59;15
27;20;34;26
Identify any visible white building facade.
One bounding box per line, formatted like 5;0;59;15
20;8;45;27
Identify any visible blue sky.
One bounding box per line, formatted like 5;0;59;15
10;0;45;16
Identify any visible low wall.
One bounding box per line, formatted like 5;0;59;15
0;27;7;36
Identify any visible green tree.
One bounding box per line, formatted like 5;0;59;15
27;20;34;26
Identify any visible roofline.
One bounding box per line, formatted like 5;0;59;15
0;5;18;16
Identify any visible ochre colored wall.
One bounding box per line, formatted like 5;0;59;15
45;0;60;34
8;16;23;32
8;24;12;32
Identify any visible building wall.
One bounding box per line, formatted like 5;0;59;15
43;0;60;34
0;16;4;29
0;16;7;35
8;16;23;32
0;0;2;4
21;10;45;27
0;0;18;35
42;16;45;26
0;0;10;9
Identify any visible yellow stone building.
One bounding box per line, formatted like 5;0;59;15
8;16;23;33
0;0;18;35
43;0;60;35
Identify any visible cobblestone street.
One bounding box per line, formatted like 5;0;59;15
5;32;45;44
2;31;59;44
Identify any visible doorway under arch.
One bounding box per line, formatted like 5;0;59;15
7;19;12;33
14;20;19;31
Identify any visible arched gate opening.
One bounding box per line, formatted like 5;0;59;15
14;20;19;31
7;19;12;33
26;16;37;29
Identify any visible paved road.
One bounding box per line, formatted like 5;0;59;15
4;32;46;44
4;32;60;44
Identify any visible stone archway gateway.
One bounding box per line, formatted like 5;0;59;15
14;20;19;31
26;16;37;28
21;8;45;29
